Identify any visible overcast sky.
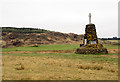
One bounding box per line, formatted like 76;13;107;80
0;0;119;38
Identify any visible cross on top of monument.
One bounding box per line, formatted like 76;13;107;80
89;13;91;24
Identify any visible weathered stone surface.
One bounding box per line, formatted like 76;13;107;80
75;47;108;54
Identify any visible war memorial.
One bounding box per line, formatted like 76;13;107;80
75;13;108;54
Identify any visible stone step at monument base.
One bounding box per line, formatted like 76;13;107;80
75;47;108;54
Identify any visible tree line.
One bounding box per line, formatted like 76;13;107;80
99;37;120;40
1;27;50;33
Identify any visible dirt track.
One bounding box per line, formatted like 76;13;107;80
2;49;119;54
2;50;75;54
108;49;120;54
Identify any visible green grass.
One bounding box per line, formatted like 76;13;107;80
2;44;79;52
103;44;119;49
2;53;118;64
2;44;119;52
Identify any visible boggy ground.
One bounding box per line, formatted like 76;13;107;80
2;53;118;80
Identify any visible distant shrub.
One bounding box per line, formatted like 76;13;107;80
31;45;38;47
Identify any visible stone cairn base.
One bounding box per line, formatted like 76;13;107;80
75;47;108;54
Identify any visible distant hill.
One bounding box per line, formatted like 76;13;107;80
2;27;84;48
2;27;50;33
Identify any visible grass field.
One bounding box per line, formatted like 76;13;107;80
2;53;118;80
2;43;119;80
2;44;119;52
107;40;120;43
3;53;118;63
2;44;79;52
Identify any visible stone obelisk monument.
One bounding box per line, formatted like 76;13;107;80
75;13;108;54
